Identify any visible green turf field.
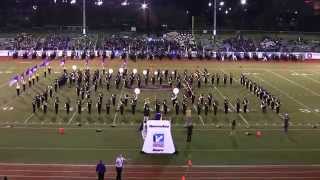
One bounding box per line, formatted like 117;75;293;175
1;59;320;165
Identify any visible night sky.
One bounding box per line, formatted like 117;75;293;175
0;0;319;31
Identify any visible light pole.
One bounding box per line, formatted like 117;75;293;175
82;0;86;36
213;0;217;41
141;2;150;36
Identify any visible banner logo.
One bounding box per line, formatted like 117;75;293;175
153;133;164;148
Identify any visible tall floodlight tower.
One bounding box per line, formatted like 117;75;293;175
213;0;217;41
83;0;86;35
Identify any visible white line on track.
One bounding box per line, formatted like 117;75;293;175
0;175;318;179
1;169;320;174
266;69;320;97
1;163;320;168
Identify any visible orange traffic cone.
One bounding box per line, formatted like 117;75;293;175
181;175;186;180
58;128;65;135
187;160;192;167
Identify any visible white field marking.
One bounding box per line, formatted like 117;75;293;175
214;87;250;128
18;61;33;64
2;125;320;131
291;71;320;85
112;78;126;126
242;72;260;76
67;112;77;125
1;98;18;109
23;113;34;124
266;69;320;97
3;146;320;152
0;81;8;89
198;115;205;126
254;75;319;116
193;104;205;126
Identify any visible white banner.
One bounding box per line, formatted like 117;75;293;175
142;120;176;154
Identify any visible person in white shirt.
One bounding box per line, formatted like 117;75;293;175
115;154;126;180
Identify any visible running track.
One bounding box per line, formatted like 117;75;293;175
0;163;320;180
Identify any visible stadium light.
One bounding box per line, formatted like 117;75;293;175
95;0;103;6
121;1;129;6
208;2;212;7
219;1;225;6
141;2;148;10
240;0;247;5
70;0;76;4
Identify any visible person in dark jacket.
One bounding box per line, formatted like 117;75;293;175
96;160;106;180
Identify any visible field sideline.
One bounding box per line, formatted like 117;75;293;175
1;163;320;180
0;58;320;169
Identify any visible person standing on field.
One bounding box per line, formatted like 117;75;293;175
96;160;106;180
115;154;126;180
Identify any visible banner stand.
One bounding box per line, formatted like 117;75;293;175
142;120;177;154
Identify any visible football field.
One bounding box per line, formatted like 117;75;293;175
0;58;320;167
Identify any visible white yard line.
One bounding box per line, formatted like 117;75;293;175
254;76;314;111
290;70;320;86
0;81;8;89
1;146;320;152
67;112;77;125
23;113;34;124
214;86;250;128
1;126;320;131
112;81;126;126
198;114;205;126
193;105;205;126
266;69;320;97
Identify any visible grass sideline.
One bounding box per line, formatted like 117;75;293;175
0;58;320;165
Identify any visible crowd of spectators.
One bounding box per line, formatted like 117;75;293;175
1;32;319;60
219;35;320;53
